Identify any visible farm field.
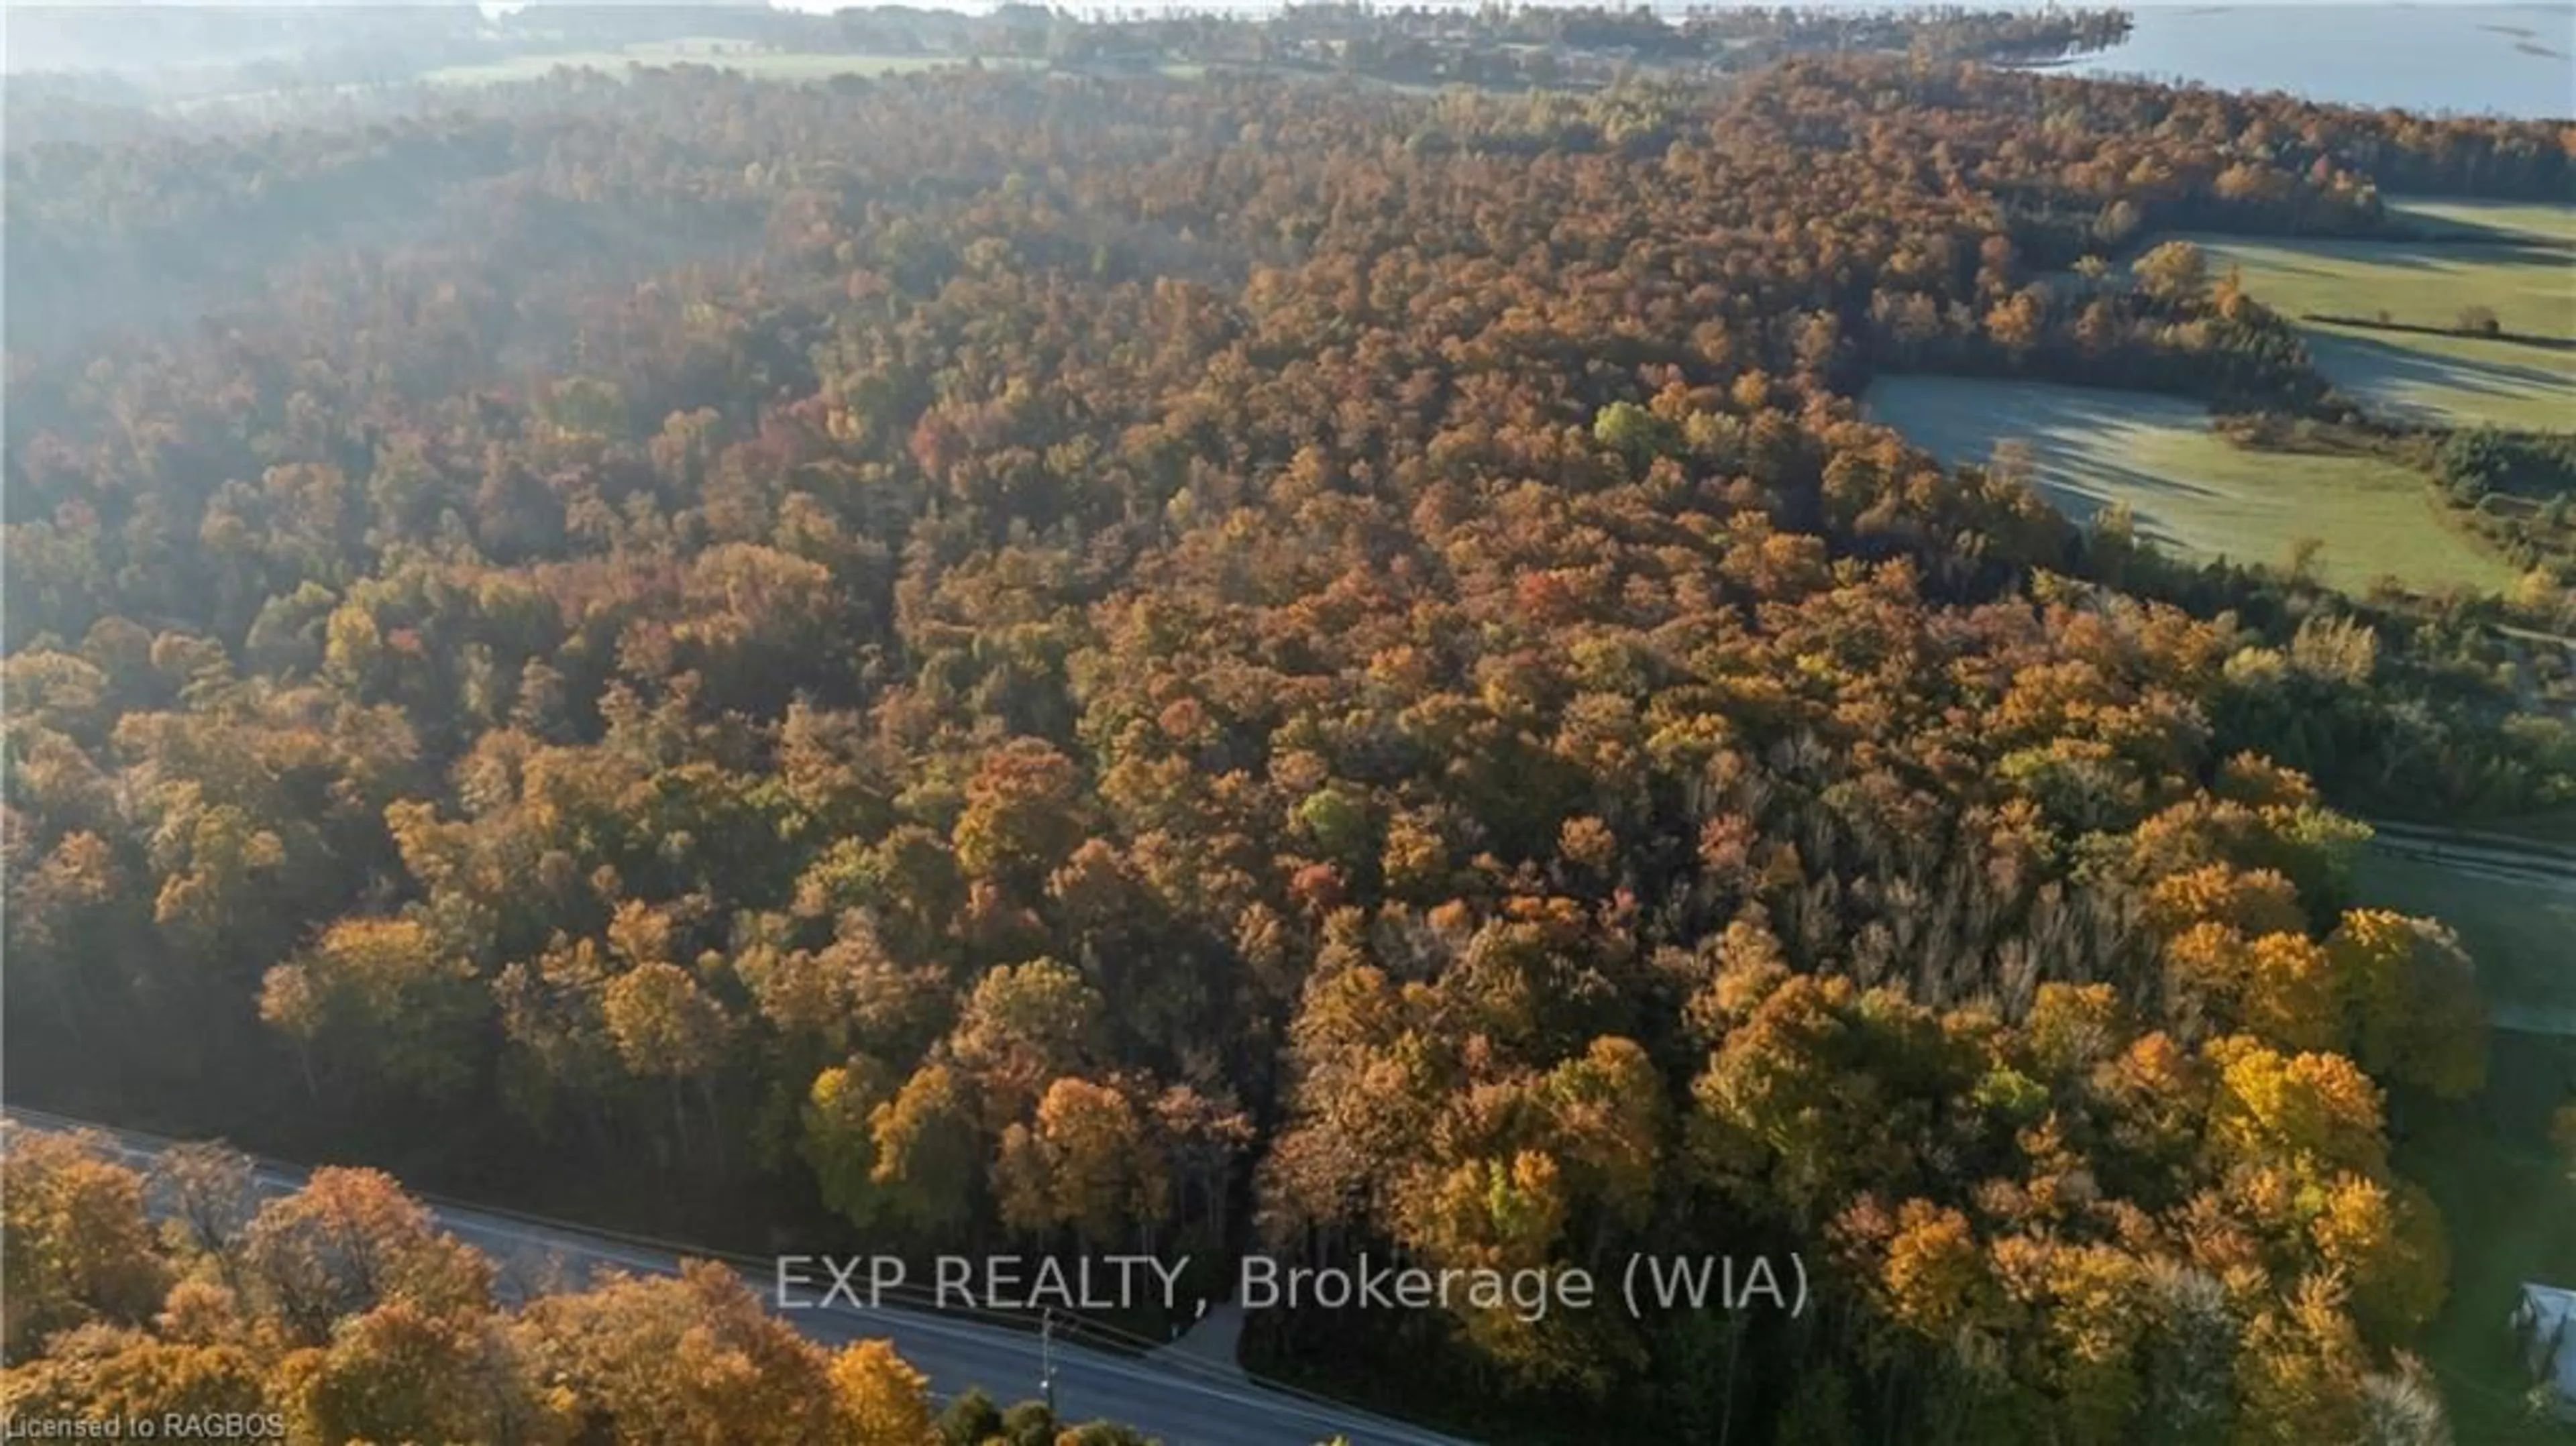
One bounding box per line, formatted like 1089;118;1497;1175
421;40;1042;87
2178;199;2576;431
1864;376;2517;594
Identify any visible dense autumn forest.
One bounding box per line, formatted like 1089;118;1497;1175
7;15;2576;1444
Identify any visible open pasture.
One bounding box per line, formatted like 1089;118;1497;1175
1865;376;2516;594
2390;196;2576;247
2178;201;2576;431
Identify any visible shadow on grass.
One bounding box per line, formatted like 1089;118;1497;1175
2306;314;2576;354
1869;372;2519;591
2227;234;2576;274
2392;205;2576;250
1875;378;2288;556
2399;1030;2576;1445
2303;329;2576;424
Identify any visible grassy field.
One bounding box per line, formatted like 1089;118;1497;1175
1864;375;2517;594
2471;808;2576;848
2400;1028;2576;1446
2361;838;2576;1442
2178;200;2576;431
2355;846;2576;1024
422;41;1043;87
2393;197;2576;247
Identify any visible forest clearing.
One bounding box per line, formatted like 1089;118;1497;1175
1863;374;2518;592
2184;200;2576;430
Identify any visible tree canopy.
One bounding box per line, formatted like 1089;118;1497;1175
7;38;2570;1443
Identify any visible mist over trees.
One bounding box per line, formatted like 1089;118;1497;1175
5;34;2572;1443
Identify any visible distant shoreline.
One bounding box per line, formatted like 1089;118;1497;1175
1993;2;2576;121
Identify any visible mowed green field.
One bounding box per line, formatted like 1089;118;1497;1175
2180;199;2576;431
1865;376;2517;594
2360;842;2576;1444
2398;1028;2576;1446
422;40;1043;87
2394;197;2576;247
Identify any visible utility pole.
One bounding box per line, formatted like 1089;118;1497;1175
1040;1307;1059;1414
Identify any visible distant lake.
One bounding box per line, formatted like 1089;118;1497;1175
539;3;2576;120
592;0;2576;119
2041;5;2576;119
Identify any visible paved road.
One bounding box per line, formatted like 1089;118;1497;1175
5;1107;1473;1446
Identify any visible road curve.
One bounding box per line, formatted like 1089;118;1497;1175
4;1106;1474;1446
